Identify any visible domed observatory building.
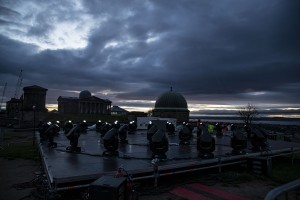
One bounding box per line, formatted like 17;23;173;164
58;90;111;115
152;88;190;123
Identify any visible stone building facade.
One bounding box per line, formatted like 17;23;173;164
22;85;48;111
57;90;111;115
6;85;48;119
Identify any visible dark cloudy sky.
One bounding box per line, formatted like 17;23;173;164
1;0;300;117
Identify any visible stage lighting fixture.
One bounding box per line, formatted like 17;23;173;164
179;123;192;145
96;120;103;133
53;121;61;131
166;122;175;135
147;122;158;142
65;123;86;152
128;121;137;134
52;121;61;136
100;122;112;138
231;130;247;155
80;120;88;133
102;125;119;156
230;124;236;131
215;123;222;137
196;122;205;138
44;122;60;148
38;121;51;141
197;128;215;159
244;124;252;140
63;120;74;135
118;124;128;144
149;128;169;159
147;121;153;130
251;127;269;151
113;120;121;129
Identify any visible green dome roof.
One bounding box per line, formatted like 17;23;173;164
154;90;188;110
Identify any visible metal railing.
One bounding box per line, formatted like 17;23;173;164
264;178;300;200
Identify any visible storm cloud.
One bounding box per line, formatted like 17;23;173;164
0;0;300;114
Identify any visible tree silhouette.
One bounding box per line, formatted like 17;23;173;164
238;103;259;126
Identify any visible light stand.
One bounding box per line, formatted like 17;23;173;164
32;105;36;146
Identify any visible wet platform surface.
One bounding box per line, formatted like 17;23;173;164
37;130;300;189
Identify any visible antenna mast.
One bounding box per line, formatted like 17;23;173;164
14;70;23;99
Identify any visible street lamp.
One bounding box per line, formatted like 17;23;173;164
32;105;36;146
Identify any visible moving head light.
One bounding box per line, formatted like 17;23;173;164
150;129;169;159
196;122;205;137
100;122;112;138
81;120;88;133
197;127;215;159
166;122;175;135
147;121;158;142
128;121;137;134
147;121;153;130
149;120;169;159
230;124;236;131
179;122;192;145
102;124;119;156
215;123;222;137
244;124;252;140
251;127;269;151
65;123;85;152
118;124;128;144
44;122;60;148
38;121;51;142
63;120;74;135
231;130;247;155
96;120;103;133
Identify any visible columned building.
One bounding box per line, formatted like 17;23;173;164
152;88;190;123
57;90;111;115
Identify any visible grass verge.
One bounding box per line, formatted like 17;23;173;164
271;154;300;184
0;142;40;160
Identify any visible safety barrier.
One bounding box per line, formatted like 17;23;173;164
264;178;300;200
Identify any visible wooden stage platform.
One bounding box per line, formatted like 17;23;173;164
36;130;300;192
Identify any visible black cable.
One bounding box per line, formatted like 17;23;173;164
13;174;49;200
